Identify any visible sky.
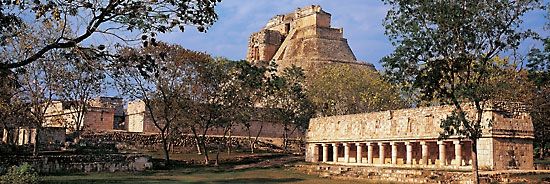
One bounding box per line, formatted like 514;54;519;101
154;0;549;71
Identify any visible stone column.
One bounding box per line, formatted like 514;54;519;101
311;144;319;162
2;128;8;144
438;141;446;166
378;142;385;164
420;141;429;165
406;141;413;165
356;143;363;163
332;143;338;162
344;143;350;163
454;140;462;166
21;129;25;145
322;144;328;162
367;142;373;164
391;142;398;165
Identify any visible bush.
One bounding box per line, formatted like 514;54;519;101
0;163;39;184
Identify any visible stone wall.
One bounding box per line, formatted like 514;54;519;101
294;164;547;184
81;132;303;153
294;164;474;184
492;138;533;170
306;104;532;142
126;100;160;133
0;154;152;174
84;109;115;133
306;103;534;170
13;127;65;146
44;97;123;134
127;100;146;133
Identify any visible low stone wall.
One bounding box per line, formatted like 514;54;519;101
294;164;550;184
82;132;304;153
294;163;472;183
0;154;152;174
535;163;550;170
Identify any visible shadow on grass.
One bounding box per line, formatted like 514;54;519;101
42;177;179;184
187;177;304;184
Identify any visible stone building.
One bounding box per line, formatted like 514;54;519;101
44;97;125;133
246;5;374;70
126;100;159;133
14;127;65;145
126;100;302;140
305;103;534;171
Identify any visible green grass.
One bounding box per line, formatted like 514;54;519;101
42;150;385;184
42;167;380;184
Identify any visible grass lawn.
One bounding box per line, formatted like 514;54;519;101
42;167;385;184
43;150;390;184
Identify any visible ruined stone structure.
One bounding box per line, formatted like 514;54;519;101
126;100;159;133
305;103;534;171
126;100;302;139
44;97;125;133
246;5;374;70
12;127;65;146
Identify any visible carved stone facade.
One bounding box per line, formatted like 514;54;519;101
305;103;534;171
246;5;374;70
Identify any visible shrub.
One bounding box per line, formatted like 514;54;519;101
0;163;39;184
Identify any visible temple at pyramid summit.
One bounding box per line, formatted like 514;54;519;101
246;5;374;70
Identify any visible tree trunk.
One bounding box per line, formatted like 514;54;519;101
283;124;289;152
195;136;202;155
201;136;209;165
540;142;545;159
189;127;203;155
227;129;232;154
33;127;40;156
190;127;207;164
246;126;254;154
252;123;264;154
74;130;81;144
161;133;170;166
200;124;212;165
472;139;480;184
216;126;231;166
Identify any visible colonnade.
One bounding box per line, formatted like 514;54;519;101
310;140;471;167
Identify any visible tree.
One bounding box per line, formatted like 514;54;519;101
19;56;58;156
181;58;231;165
264;64;314;151
219;60;266;154
113;43;212;166
0;70;30;147
527;37;550;159
0;0;220;69
307;63;408;116
52;49;106;141
381;1;541;183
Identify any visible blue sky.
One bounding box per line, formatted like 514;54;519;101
155;0;549;70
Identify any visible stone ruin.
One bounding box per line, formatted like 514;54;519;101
246;5;374;70
305;103;534;171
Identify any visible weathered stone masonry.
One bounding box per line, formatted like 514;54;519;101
305;103;534;171
246;5;374;71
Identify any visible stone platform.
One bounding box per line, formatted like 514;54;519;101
294;163;550;184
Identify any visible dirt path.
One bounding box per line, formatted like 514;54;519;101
232;154;304;170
